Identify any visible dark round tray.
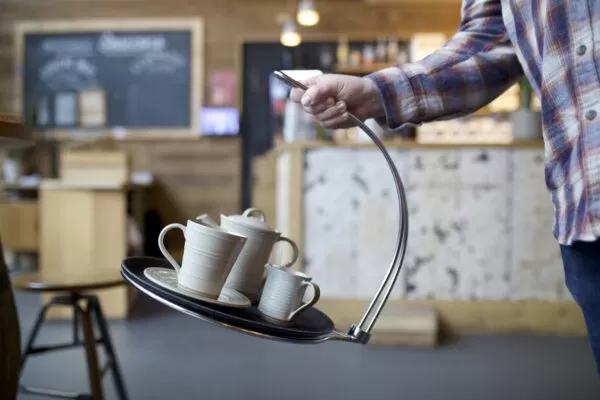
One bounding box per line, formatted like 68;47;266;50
121;257;337;343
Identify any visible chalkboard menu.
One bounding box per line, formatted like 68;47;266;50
16;19;203;136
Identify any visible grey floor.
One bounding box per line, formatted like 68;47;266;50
13;290;600;400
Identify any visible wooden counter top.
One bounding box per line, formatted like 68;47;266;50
0;114;33;149
40;179;151;191
272;139;545;152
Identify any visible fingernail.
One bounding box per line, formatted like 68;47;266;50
326;99;335;107
337;102;346;111
301;95;312;106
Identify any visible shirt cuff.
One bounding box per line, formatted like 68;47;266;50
366;67;420;131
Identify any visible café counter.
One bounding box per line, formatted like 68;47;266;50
252;139;585;336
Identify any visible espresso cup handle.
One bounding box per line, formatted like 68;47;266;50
288;281;321;320
242;207;266;222
277;236;299;268
158;223;186;274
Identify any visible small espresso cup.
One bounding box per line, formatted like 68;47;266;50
258;264;320;324
158;219;247;298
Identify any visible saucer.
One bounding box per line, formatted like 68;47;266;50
143;267;251;309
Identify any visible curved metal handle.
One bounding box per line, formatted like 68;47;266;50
273;71;409;344
345;114;409;344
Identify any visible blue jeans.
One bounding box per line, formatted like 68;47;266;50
560;239;600;374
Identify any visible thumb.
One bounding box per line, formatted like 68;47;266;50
301;75;341;106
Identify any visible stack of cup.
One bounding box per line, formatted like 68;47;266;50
158;208;321;324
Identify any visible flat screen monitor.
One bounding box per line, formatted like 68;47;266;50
200;107;239;135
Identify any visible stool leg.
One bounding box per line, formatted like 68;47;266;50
77;300;104;400
19;301;53;375
90;297;129;400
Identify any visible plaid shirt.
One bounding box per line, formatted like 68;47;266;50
368;0;600;246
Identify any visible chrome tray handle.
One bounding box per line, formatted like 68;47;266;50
273;71;410;345
343;114;409;344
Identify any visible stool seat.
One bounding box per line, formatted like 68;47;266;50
12;270;124;292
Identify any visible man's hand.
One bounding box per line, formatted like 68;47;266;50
289;74;385;129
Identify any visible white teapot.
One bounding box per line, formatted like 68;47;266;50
197;208;298;303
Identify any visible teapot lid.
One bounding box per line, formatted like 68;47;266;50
225;208;273;231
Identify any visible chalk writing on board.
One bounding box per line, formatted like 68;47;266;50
130;51;185;75
97;32;167;55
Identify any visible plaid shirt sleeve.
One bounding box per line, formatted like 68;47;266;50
367;0;523;130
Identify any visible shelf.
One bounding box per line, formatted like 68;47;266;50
333;63;397;75
0;114;33;149
272;139;545;152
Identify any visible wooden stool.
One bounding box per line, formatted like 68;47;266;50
12;271;129;400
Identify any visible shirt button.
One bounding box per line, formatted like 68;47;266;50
586;110;597;120
577;45;587;55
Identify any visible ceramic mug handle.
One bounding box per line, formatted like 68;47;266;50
242;208;266;222
158;223;186;274
276;236;299;268
288;281;321;320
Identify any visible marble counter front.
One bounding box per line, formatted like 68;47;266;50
269;140;571;303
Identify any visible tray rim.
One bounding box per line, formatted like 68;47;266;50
121;257;351;344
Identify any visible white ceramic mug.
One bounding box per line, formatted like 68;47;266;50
158;219;247;298
258;264;320;324
197;209;299;303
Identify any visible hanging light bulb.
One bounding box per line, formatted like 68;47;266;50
280;21;301;47
296;0;320;26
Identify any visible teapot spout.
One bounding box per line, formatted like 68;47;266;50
195;214;220;228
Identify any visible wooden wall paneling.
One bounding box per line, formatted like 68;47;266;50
114;137;242;254
0;0;462;114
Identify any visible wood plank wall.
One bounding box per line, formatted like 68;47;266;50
0;0;462;112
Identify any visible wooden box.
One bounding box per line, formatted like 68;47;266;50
60;150;130;186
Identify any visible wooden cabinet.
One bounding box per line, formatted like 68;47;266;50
0;201;38;251
39;181;148;319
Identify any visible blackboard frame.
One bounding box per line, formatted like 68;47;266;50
14;18;204;139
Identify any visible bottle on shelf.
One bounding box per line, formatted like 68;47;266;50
319;44;334;70
349;47;362;66
376;37;387;64
362;43;375;66
387;35;399;64
396;46;408;65
336;35;349;66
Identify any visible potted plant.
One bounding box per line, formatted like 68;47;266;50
2;104;37;184
511;76;543;140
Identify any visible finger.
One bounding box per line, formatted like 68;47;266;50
303;98;336;115
321;112;351;129
301;76;341;107
314;101;346;122
290;87;305;103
